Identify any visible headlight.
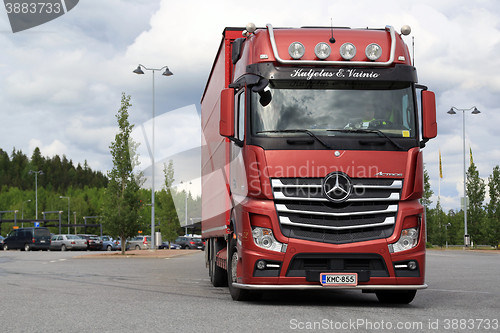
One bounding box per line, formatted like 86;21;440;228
365;43;382;61
314;42;331;60
288;42;305;59
389;228;419;253
252;227;285;252
339;42;356;60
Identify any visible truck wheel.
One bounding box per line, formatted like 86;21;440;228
375;290;417;304
210;238;227;287
227;236;251;301
24;243;31;252
3;244;8;251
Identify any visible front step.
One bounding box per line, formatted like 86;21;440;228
216;247;228;270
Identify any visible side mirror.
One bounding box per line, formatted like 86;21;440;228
219;88;235;137
422;90;437;140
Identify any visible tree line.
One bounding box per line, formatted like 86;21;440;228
424;162;500;249
0;147;108;192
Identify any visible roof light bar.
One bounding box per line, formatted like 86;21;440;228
267;24;397;66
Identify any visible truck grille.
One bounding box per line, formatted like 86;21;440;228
271;178;401;244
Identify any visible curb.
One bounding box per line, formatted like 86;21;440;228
72;249;201;259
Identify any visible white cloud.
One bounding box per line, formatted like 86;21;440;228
29;139;68;157
0;0;499;211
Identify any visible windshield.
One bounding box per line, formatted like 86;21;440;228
251;81;416;138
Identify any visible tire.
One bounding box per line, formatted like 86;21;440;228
61;244;67;251
107;245;112;251
3;244;8;251
135;245;141;250
227;235;251;301
375;290;417;304
24;243;31;252
210;238;227;287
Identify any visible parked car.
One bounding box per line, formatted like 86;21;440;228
50;234;87;251
97;236;120;251
104;240;122;251
174;236;205;250
158;241;180;249
77;234;103;251
0;235;4;250
128;235;151;250
114;239;130;251
3;227;51;251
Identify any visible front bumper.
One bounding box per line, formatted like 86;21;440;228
234;283;427;290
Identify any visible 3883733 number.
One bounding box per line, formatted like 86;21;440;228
443;319;499;330
5;2;62;14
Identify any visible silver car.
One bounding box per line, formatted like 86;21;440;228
50;234;87;251
128;236;151;250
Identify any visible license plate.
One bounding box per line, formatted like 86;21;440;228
40;240;45;243
320;273;358;286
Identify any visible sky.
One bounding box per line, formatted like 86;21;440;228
1;0;499;211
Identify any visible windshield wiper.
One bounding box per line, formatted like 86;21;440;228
327;129;404;150
257;129;333;150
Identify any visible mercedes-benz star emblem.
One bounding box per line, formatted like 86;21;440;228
323;172;352;203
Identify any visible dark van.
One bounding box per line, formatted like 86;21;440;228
2;227;51;251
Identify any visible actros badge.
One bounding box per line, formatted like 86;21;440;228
322;171;353;203
4;0;79;33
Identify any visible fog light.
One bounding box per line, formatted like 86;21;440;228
365;43;382;61
408;260;417;270
314;42;331;59
256;260;266;270
288;42;305;59
340;42;356;60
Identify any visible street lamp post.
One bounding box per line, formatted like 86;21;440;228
28;170;43;220
22;199;31;228
60;196;70;234
447;106;481;248
133;64;173;250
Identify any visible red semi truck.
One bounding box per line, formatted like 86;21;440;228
201;23;437;303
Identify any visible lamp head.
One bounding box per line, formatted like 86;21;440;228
162;67;173;76
447;108;456;115
133;65;144;74
472;107;481;114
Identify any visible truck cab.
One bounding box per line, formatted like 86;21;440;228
202;23;437;303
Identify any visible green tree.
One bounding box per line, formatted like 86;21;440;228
466;161;486;246
102;93;143;254
433;200;447;248
421;166;434;244
156;160;181;247
486;165;500;249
